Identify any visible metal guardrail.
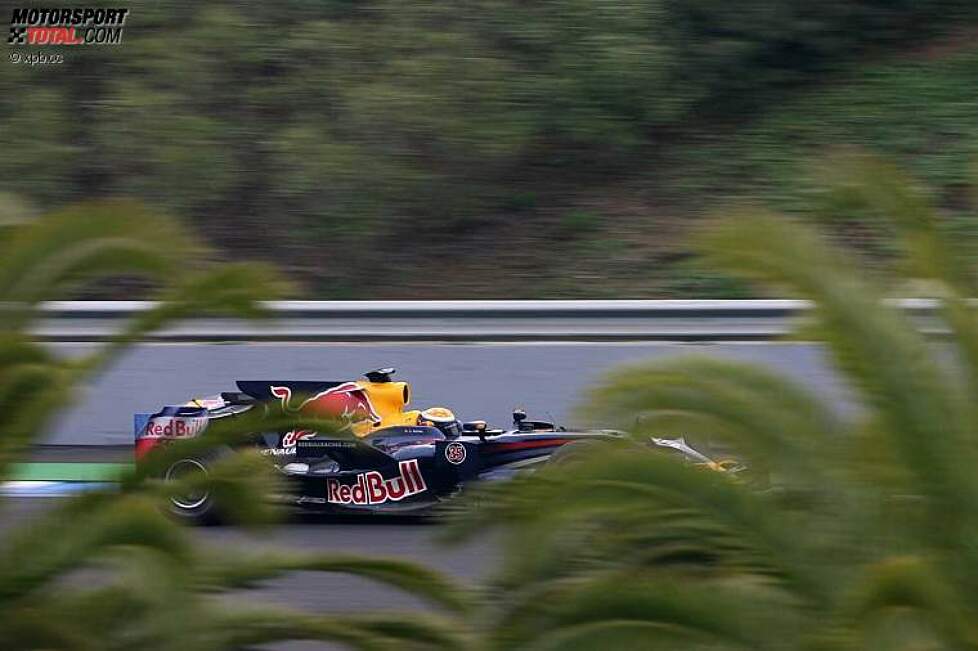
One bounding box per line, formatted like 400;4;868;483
30;299;954;342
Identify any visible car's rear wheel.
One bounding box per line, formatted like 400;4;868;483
163;457;217;525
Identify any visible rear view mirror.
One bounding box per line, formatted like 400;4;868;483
512;408;527;426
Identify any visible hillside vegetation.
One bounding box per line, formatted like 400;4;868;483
1;1;975;297
448;155;978;650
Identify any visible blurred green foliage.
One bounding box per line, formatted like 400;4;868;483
558;211;603;239
445;156;978;649
0;202;470;650
1;0;975;296
660;45;978;209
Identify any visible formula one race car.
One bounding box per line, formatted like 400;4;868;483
135;369;733;523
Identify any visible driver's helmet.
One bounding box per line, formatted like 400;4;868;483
419;407;461;438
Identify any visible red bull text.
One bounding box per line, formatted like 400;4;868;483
326;459;427;505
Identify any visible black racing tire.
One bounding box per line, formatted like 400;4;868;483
162;456;219;525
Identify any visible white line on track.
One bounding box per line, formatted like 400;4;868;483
0;481;112;497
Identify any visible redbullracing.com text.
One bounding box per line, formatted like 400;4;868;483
9;7;129;46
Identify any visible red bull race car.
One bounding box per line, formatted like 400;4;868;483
135;369;731;523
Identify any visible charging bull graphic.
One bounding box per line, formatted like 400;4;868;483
270;382;382;429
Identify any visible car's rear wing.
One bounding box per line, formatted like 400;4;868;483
133;406;209;460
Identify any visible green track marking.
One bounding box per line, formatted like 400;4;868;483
6;463;131;482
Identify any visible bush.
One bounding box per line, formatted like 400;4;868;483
3;0;974;291
446;157;978;649
0;201;469;650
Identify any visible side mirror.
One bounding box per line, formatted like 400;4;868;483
512;408;527;426
464;420;488;441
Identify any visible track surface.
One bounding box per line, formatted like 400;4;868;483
45;342;852;446
13;341;852;649
0;499;494;605
0;499;493;651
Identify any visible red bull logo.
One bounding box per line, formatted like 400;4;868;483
142;416;208;439
270;382;382;427
134;414;208;460
326;459;427;505
281;429;316;448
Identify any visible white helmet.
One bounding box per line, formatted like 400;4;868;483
420;407;461;437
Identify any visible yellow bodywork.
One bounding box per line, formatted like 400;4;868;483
351;380;420;437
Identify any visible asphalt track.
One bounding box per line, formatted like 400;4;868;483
0;499;493;651
14;341;852;649
45;341;853;446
